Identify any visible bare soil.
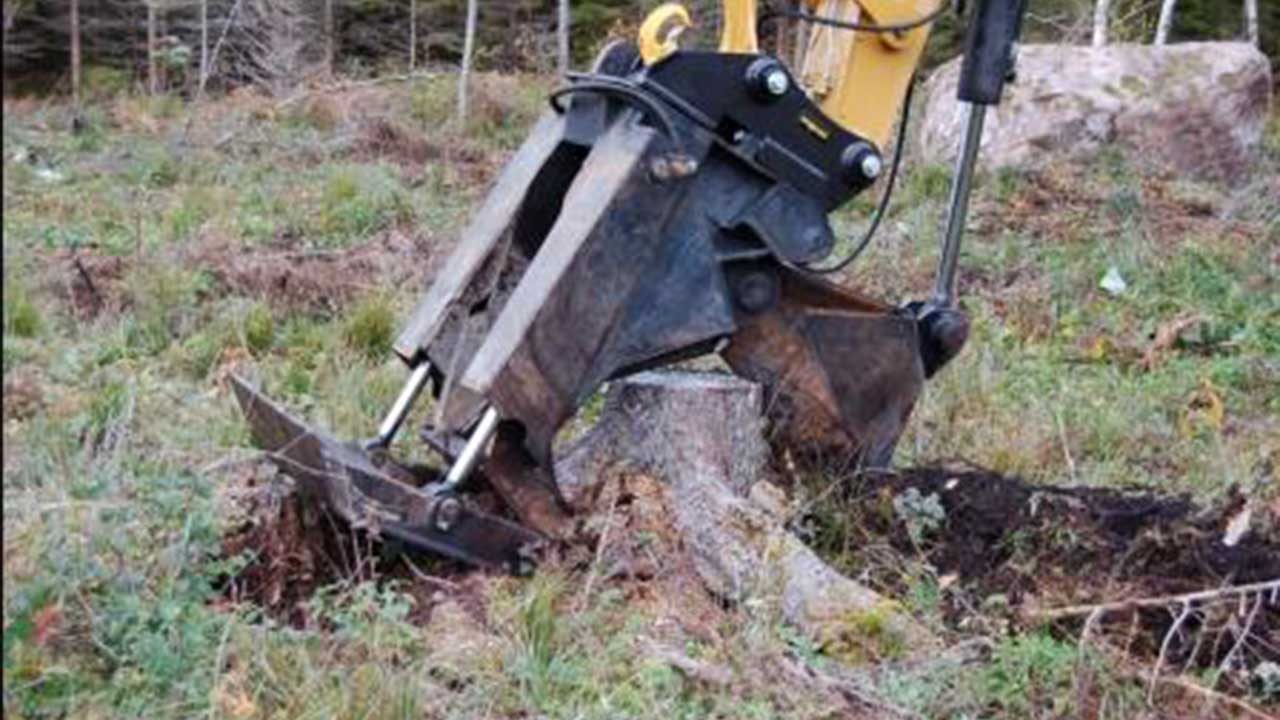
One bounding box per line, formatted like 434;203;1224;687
830;468;1279;696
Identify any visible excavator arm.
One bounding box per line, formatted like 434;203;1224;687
234;0;1029;571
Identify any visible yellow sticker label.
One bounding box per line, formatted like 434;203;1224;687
799;115;831;141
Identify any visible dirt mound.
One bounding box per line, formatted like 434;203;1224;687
352;117;445;166
221;464;727;633
44;229;435;321
188;229;432;315
48;250;130;319
823;468;1280;698
839;469;1277;599
219;466;482;628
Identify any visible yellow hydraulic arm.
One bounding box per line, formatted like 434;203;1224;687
640;0;940;149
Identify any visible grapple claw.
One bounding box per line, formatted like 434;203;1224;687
229;375;544;573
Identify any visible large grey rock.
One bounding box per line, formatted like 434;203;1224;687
918;42;1272;182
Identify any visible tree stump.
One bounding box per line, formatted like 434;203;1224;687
555;370;937;652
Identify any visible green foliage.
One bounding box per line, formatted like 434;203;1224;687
318;163;412;243
241;302;276;355
981;632;1080;716
891;487;946;545
3;266;43;338
342;292;396;359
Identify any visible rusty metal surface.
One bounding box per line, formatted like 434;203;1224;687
722;269;924;467
230;375;543;572
393;112;568;364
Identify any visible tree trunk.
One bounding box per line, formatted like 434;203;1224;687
1243;0;1259;47
147;1;157;95
556;0;569;76
1092;0;1110;47
791;15;806;70
1154;0;1176;44
556;371;937;649
70;0;81;112
456;0;477;125
200;0;208;90
408;0;416;70
325;0;335;76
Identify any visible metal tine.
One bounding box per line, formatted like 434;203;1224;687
442;407;500;490
368;362;432;449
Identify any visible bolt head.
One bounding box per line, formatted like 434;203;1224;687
764;69;789;97
860;153;883;180
434;497;461;532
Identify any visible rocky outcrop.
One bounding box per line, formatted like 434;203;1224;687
918;42;1272;182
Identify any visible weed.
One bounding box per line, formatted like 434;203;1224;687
317;163;411;243
892;486;946;545
3;267;43;338
241;302;276;356
342;292;396;360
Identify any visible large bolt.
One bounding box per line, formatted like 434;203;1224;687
434;497;462;532
746;58;790;103
841;141;883;185
764;68;789;97
860;153;883;180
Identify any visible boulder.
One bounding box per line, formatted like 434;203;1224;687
918;42;1272;182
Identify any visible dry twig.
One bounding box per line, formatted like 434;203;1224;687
1028;580;1280;621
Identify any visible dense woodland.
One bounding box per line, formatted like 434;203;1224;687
2;0;1277;100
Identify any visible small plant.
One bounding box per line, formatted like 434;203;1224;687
317;164;411;244
980;632;1079;718
3;269;43;338
342;293;396;359
241;302;275;355
892;487;946;545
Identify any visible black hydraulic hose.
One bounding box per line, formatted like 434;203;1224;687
798;75;915;275
547;73;682;150
759;1;952;36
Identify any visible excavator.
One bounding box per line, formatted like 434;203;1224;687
232;0;1029;573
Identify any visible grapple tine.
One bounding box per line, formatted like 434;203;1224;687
228;375;544;573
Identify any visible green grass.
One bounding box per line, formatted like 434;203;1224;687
3;80;1278;719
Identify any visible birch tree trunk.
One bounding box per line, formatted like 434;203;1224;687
200;0;209;89
1092;0;1110;47
791;16;806;70
1154;0;1175;44
457;0;477;125
408;0;416;70
1243;0;1259;47
147;1;158;94
70;0;81;111
556;0;569;76
325;0;335;76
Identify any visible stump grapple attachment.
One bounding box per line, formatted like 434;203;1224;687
234;0;1028;571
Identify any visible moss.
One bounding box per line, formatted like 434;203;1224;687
819;601;909;664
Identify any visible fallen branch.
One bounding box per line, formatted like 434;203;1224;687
72;256;100;309
1027;579;1280;621
1101;645;1276;720
643;640;733;687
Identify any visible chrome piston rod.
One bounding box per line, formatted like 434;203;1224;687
443;407;500;489
369;361;432;448
931;101;987;309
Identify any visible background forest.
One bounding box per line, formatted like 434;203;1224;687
3;0;1279;100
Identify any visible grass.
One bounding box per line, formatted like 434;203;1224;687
3;77;1278;719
